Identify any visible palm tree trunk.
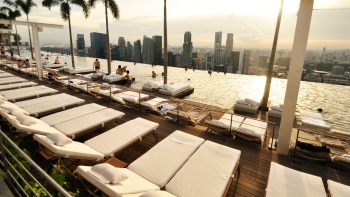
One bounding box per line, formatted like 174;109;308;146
261;0;284;111
105;0;111;74
27;15;34;60
163;0;168;84
15;25;20;56
67;12;75;69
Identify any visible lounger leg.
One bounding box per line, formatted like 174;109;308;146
152;130;159;141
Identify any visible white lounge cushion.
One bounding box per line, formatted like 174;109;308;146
166;141;241;197
128;130;205;188
147;81;158;88
327;180;350;197
270;105;283;112
139;191;176;197
84;118;159;157
17;116;37;126
76;166;160;197
46;133;72;146
0;103;29;116
266;162;327;197
245;98;259;107
236;99;249;105
279;104;284;109
33;134;104;161
0;95;8;100
163;84;174;91
90;163;128;184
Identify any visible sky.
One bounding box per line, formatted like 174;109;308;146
1;0;350;50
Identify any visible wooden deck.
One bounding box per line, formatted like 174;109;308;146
1;65;350;197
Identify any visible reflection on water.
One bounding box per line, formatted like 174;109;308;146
34;53;350;134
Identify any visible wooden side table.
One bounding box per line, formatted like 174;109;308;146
103;157;128;168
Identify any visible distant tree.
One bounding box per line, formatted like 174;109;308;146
89;0;119;74
42;0;90;69
0;6;21;55
4;0;37;59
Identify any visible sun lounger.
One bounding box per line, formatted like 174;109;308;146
233;118;268;146
165;140;241;197
34;118;158;161
268;104;283;118
140;97;181;116
84;117;159;157
205;113;245;136
90;85;121;98
233;98;260;114
128;130;205;188
300;110;331;131
103;73;132;83
0;85;58;102
166;108;212;126
0;77;28;85
55;78;86;87
0;82;38;91
15;93;85;117
43;63;66;69
327;180;350;197
59;67;95;74
266;162;327;197
52;107;125;139
142;81;163;92
76;165;160;196
0;73;14;78
112;91;149;106
120;191;176;197
158;83;192;96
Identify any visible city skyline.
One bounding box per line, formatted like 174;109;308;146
4;0;350;50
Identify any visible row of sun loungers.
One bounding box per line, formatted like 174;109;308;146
142;81;194;97
266;162;349;197
75;130;241;197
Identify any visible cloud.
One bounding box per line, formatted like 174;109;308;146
237;23;262;42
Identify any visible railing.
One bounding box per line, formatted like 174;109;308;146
0;130;71;197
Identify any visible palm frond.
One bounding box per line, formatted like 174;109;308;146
3;0;16;7
71;0;90;18
60;2;70;21
42;0;60;9
9;9;22;19
88;0;98;8
107;0;119;19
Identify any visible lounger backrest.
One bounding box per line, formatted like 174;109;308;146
327;180;350;197
84;118;159;157
166;141;241;197
128;130;205;188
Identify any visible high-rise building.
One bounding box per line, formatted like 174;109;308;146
111;45;120;60
118;37;126;61
214;46;225;66
225;33;234;64
126;41;133;62
242;50;251;75
182;31;193;66
133;40;142;63
205;53;214;70
76;34;86;57
258;56;269;68
90;32;107;58
142;35;154;64
152;35;162;65
231;51;240;73
214;31;222;66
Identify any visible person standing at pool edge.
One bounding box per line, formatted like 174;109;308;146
93;59;101;72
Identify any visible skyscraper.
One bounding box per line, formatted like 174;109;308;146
76;34;86;57
225;33;234;64
133;40;142;63
142;35;154;64
118;37;126;61
214;46;225;66
90;32;107;58
242;50;251;74
214;31;222;66
152;35;162;65
182;31;193;66
231;51;240;73
126;41;133;62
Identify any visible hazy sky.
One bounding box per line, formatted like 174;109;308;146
2;0;350;50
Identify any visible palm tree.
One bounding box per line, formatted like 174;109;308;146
42;0;90;69
4;0;37;60
0;6;21;56
163;0;168;84
261;0;284;110
89;0;119;74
